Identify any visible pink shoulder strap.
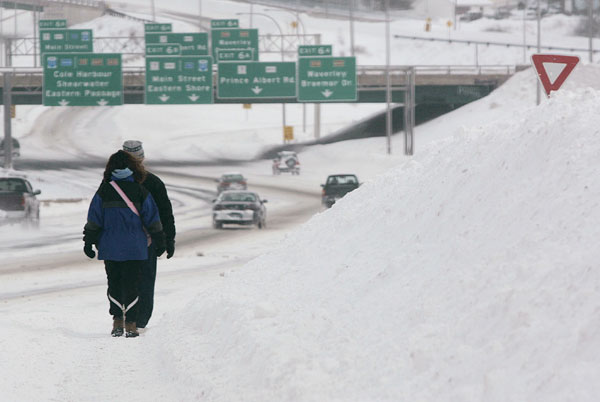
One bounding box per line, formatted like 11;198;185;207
110;181;140;216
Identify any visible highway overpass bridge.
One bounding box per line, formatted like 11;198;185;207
1;64;524;159
2;64;523;106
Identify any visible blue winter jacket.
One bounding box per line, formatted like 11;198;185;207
84;174;163;261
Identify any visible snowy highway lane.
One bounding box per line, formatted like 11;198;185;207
0;166;322;301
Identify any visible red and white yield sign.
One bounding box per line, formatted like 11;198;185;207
531;54;580;97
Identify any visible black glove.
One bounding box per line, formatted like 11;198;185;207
166;239;175;259
83;226;100;245
152;232;166;257
83;243;96;259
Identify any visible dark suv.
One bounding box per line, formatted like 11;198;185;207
216;173;247;194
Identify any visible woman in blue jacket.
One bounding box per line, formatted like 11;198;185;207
83;150;166;338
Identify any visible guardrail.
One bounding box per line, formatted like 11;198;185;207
394;34;600;53
45;0;106;7
0;0;106;9
358;65;520;76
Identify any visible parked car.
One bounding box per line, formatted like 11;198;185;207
0;177;41;222
525;4;548;19
272;151;300;175
493;6;512;19
212;190;267;229
216;172;247;194
0;138;21;159
459;9;483;21
321;174;360;208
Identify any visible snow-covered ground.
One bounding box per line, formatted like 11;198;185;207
1;1;600;401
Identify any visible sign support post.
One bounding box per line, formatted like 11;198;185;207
281;40;286;144
33;12;38;67
3;73;13;169
404;67;415;156
536;1;541;105
314;34;321;140
385;0;392;155
314;99;321;139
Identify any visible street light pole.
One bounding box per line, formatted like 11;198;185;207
264;8;306;38
266;7;308;132
14;2;17;37
589;0;593;63
3;73;13;170
199;0;202;32
236;12;287;143
151;0;156;22
0;9;3;67
349;0;355;56
522;1;527;64
385;0;392;155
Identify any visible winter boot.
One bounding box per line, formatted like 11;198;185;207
125;321;139;338
111;317;124;337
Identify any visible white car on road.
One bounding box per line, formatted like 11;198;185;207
212;190;267;229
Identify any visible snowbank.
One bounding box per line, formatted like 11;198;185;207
151;87;600;401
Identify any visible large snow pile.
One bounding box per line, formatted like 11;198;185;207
148;88;600;401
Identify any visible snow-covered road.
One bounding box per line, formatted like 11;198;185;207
0;166;322;299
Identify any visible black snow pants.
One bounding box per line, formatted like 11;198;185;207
105;260;143;322
136;245;157;328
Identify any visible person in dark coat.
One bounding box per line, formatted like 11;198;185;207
122;140;176;330
83;150;166;338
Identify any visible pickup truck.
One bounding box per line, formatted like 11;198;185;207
321;174;360;208
0;177;41;222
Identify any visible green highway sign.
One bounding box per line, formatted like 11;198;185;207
298;45;333;57
217;62;296;99
43;53;123;106
216;48;255;62
211;19;239;29
145;56;213;104
298;57;357;102
145;43;181;56
145;33;209;55
39;19;67;29
40;29;93;54
144;23;172;33
211;28;258;61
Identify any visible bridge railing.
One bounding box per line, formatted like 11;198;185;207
0;0;106;8
1;64;516;90
45;0;106;8
1;63;518;92
414;65;519;75
358;65;519;76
